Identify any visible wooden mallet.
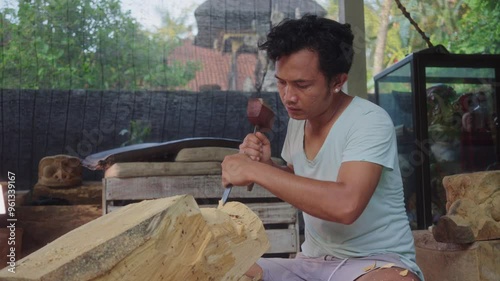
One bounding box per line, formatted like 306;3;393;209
246;98;275;191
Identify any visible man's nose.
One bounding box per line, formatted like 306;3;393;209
282;85;297;103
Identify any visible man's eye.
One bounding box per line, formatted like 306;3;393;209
297;84;309;89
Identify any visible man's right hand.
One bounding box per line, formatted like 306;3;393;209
239;132;273;165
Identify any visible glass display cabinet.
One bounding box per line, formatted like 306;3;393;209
374;48;500;229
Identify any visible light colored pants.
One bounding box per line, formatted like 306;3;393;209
257;253;411;281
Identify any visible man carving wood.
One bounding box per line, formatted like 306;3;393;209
221;15;423;281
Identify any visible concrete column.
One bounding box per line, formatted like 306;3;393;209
339;0;368;99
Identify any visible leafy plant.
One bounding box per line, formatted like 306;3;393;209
119;120;152;147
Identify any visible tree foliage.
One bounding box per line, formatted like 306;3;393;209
0;0;198;90
383;0;499;55
449;0;500;54
327;0;500;92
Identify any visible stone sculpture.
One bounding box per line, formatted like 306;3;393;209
37;155;82;187
432;170;500;243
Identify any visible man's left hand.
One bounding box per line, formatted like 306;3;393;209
221;153;255;187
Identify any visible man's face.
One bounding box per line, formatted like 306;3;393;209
275;49;332;120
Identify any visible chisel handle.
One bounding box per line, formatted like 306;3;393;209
246;125;259;192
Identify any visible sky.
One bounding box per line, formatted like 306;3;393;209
120;0;206;32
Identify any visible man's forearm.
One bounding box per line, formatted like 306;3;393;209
248;161;353;223
265;158;294;174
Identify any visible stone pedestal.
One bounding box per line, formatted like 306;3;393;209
414;230;500;281
32;181;102;205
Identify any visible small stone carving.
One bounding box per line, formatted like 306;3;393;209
432;171;500;243
38;155;82;187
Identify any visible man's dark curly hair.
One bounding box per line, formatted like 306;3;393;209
259;14;354;82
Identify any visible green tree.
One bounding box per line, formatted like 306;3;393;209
387;0;500;55
0;0;198;90
449;0;500;54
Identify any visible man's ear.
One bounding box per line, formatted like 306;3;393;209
335;73;348;89
329;73;348;91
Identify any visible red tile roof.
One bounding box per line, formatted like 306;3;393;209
169;39;257;91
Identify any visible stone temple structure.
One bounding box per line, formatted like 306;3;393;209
193;0;327;91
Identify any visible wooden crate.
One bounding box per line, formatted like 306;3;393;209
103;173;300;257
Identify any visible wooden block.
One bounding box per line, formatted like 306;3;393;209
0;195;269;281
175;147;239;162
414;230;500;281
102;176;298;257
174;147;286;165
32;181;102;205
104;162;222;178
109;202;300;256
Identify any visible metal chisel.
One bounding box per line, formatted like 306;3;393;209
220;184;232;206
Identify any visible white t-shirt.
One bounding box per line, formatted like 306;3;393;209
282;96;422;279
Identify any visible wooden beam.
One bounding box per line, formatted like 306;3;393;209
0;195;269;280
103;175;275;201
104;162;222;178
339;0;368;98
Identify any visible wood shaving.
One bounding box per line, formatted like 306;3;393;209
380;263;395;269
399;269;409;276
363;262;376;272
